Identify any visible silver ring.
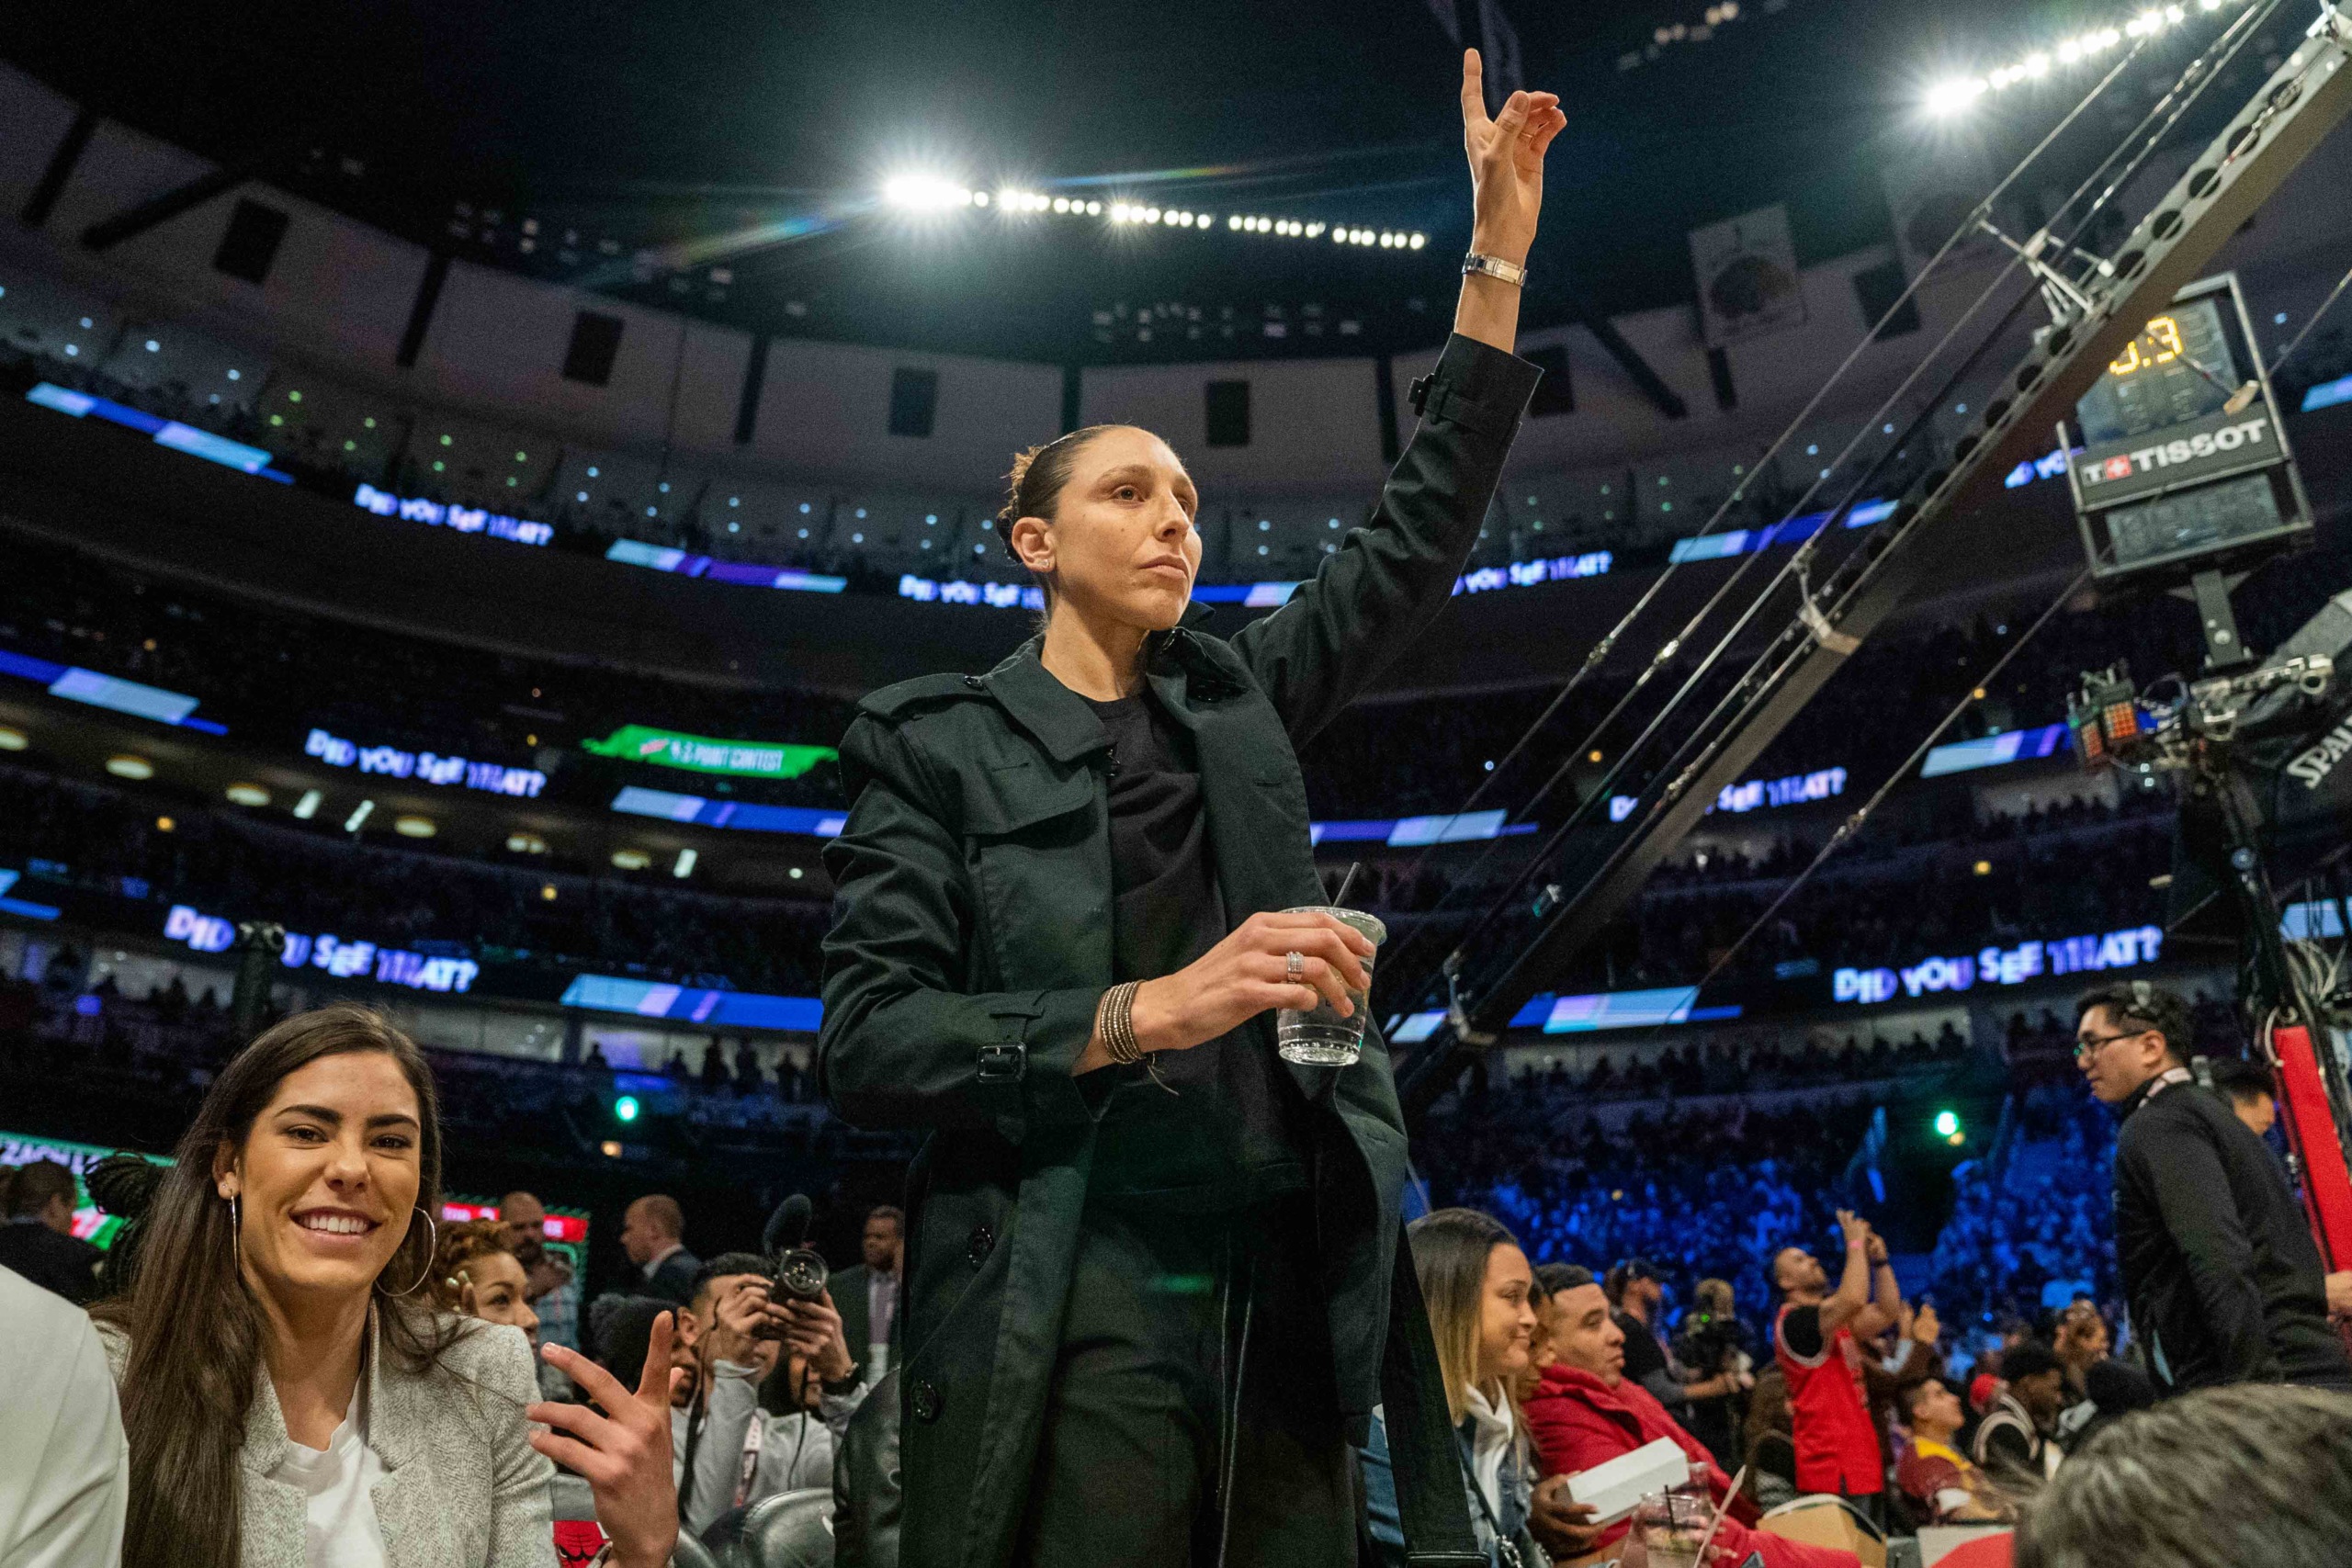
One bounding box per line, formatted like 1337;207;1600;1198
1284;950;1305;982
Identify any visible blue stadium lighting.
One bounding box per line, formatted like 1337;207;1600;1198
0;649;226;734
0;869;62;922
27;381;290;483
2302;374;2352;413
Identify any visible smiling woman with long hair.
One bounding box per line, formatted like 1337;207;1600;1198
92;1005;679;1568
819;50;1566;1567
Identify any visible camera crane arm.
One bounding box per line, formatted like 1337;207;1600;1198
1400;6;2352;1114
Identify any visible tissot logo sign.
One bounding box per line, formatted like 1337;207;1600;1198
2073;408;2273;506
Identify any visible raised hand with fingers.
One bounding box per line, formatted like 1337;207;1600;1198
1458;48;1566;267
528;1311;682;1568
1915;1302;1942;1346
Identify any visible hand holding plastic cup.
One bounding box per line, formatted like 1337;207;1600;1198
1274;906;1385;1066
1633;1488;1711;1568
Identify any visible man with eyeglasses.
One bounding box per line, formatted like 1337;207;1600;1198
2075;981;2351;1395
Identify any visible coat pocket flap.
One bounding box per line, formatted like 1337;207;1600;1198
958;761;1094;836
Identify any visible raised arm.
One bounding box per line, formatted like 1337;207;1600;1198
1226;51;1561;743
1853;1226;1904;1341
1815;1211;1878;1339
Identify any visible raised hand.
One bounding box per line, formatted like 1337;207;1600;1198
1915;1302;1942;1346
529;1314;682;1568
1459;49;1566;266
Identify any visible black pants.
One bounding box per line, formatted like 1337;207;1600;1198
1013;1194;1356;1567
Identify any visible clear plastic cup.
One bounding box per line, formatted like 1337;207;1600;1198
1274;907;1385;1066
1634;1488;1711;1568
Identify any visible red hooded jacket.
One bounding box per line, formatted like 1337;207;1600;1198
1522;1362;1860;1568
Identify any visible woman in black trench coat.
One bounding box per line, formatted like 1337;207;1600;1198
819;50;1565;1568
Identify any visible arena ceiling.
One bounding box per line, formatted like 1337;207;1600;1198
15;1;2255;364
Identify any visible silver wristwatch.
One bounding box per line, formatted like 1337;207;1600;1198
1462;251;1529;287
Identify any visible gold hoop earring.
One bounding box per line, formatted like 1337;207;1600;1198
392;1207;439;1296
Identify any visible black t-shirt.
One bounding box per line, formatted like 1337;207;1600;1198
1616;1309;1670;1386
1080;692;1310;1210
1781;1304;1825;1360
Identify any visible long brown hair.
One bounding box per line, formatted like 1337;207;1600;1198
93;1004;457;1568
1408;1206;1521;1425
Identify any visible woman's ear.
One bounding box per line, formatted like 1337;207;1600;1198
1009;513;1054;575
212;1141;239;1200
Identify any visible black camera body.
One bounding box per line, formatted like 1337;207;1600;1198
772;1244;829;1303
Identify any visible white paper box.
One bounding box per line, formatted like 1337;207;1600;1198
1565;1436;1693;1524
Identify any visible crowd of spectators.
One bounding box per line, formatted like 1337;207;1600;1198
1425;1076;1880;1320
1495;1025;1962;1106
0;760;833;995
0;532;857;808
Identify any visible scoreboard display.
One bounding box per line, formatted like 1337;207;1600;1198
2065;273;2311;581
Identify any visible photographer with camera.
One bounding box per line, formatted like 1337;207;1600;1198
1675;1277;1758;1468
674;1253;867;1534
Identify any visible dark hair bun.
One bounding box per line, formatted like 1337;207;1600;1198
87;1152;167;1221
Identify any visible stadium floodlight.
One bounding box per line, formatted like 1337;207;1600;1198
1934;1109;1962;1137
883;174;974;210
1931;0;2228;115
614;1095;640;1123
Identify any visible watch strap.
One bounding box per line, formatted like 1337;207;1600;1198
1463;251;1529;287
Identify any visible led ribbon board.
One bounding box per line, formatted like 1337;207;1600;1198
558;974;823;1032
163;903;481;994
0;1131;167;1247
27;383;288;482
354;483;552;547
0;649;226;733
582;725;836;780
305;728;546;798
1831;925;2165;1004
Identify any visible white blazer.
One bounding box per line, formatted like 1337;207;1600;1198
104;1306;556;1568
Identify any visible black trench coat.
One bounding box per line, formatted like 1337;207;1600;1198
819;333;1543;1568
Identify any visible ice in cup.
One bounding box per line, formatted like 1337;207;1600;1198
1633;1489;1711;1568
1274;906;1385;1066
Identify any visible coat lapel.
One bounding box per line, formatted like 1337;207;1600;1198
365;1311;458;1568
240;1368;309;1568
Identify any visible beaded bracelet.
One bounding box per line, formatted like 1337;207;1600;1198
1097;980;1144;1065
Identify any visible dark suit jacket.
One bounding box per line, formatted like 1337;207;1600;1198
0;1219;103;1304
2114;1076;2352;1392
641;1247;701;1306
831;1262;900;1376
819;332;1540;1568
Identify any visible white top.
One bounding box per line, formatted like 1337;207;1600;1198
266;1381;389;1568
1461;1382;1516;1525
0;1265;127;1568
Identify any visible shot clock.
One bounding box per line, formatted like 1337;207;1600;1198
2062;273;2312;583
